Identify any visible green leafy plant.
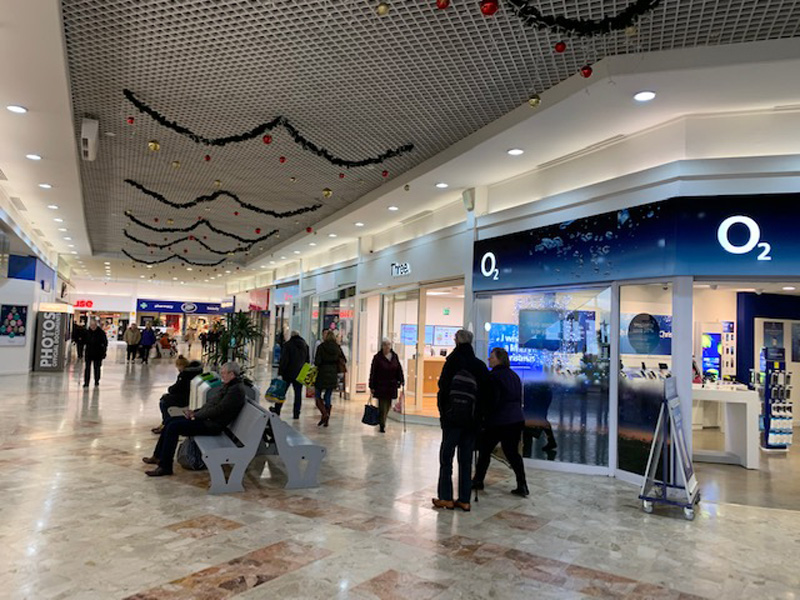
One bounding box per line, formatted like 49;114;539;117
204;311;262;373
150;316;164;327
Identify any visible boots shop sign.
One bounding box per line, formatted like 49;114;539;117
474;193;800;292
34;312;67;372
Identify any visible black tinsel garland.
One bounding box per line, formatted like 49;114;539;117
125;179;322;218
505;0;662;37
123;89;415;167
123;228;277;255
122;248;226;267
125;212;279;244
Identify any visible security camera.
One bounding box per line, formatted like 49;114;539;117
756;288;764;295
662;284;669;291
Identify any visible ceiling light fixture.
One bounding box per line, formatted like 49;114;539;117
38;183;52;189
48;205;59;210
388;206;399;211
328;233;337;238
58;228;67;232
435;182;449;189
26;154;42;161
507;148;524;156
63;237;71;241
186;267;193;271
6;105;27;114
53;218;63;223
280;256;286;260
293;250;301;254
634;90;656;102
782;286;796;291
354;222;365;227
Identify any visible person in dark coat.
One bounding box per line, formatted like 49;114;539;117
72;322;87;359
432;329;489;512
83;319;108;388
278;330;310;419
151;356;203;433
143;361;246;476
140;323;157;363
314;329;345;427
369;337;405;433
472;347;529;497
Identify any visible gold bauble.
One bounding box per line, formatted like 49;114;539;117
171;160;180;169
213;179;221;188
289;176;297;183
403;184;410;192
376;2;390;16
148;140;161;152
322;188;333;198
528;93;542;108
167;218;174;225
624;25;638;37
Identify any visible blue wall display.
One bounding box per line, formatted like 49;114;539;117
763;321;784;349
400;324;434;346
475;193;800;292
137;299;223;314
701;333;722;378
736;292;800;382
620;313;672;355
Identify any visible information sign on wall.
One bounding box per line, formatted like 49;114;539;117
0;305;28;346
136;299;223;314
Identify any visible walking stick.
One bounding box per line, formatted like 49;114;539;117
402;385;407;433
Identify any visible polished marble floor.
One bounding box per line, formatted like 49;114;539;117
1;344;799;599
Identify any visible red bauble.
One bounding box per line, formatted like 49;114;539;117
436;0;450;9
189;235;195;240
339;173;345;179
555;41;567;53
154;218;159;223
263;134;272;144
197;216;202;221
255;228;261;234
479;0;498;16
204;154;211;161
279;156;286;163
306;226;313;233
580;64;593;78
234;211;239;216
183;249;188;254
203;236;207;240
382;169;389;177
126;116;135;125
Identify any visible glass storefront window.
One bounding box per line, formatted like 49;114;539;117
476;287;611;466
382;291;420;411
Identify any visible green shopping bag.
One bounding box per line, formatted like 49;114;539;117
296;363;317;387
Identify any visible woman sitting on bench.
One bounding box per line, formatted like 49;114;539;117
151;355;203;434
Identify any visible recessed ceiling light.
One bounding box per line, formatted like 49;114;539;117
634;90;656;102
140;275;145;278
269;261;275;264
53;218;63;223
25;153;42;161
146;265;153;269
63;236;71;241
186;267;193;271
280;256;286;260
58;227;67;232
388;206;399;211
103;261;110;265
47;205;59;210
225;270;231;274
68;244;75;248
38;183;52;189
783;286;796;291
507;148;524;156
70;251;77;255
172;277;178;280
309;242;317;247
435;182;449;189
293;250;301;254
6;105;27;114
354;222;365;227
104;131;116;137
328;233;337;238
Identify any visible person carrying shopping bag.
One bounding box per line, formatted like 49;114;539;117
369;337;405;433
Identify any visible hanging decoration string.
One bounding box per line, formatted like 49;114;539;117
125;212;279;244
122;248;226;267
125;179;322;218
122;228;276;255
123;89;415;167
505;0;662;37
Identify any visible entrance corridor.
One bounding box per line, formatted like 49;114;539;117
1;347;798;599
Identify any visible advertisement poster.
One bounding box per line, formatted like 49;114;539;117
34;312;67;371
701;333;722;379
620;313;672;355
0;305;28;346
763;321;784;349
792;323;800;363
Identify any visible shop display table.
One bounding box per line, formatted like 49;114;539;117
692;385;760;469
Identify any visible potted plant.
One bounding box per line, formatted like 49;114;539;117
204;311;263;375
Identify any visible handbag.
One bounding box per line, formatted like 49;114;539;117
337;355;348;374
176;438;207;471
361;399;380;426
265;378;289;403
296;363;317;386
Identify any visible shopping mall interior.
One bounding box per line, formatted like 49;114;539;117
2;1;800;598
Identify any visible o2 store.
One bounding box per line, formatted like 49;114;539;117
471;192;798;483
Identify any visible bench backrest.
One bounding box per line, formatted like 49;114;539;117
228;401;268;448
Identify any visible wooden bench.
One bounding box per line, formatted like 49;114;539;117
194;401;268;494
265;412;326;489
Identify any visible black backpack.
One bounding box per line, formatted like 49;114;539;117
445;369;478;426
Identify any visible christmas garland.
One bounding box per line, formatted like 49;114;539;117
122;248;226;267
505;0;662;37
125;212;279;244
123;228;277;255
125;179;322;218
123;89;415;167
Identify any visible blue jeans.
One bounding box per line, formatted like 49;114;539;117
315;387;333;409
437;427;476;504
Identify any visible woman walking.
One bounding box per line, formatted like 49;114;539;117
369;338;404;433
140;322;156;364
314;330;345;427
471;347;529;497
123;323;142;363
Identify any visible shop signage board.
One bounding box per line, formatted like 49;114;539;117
136;299;223;314
390;262;411;277
474;193;800;291
33;311;68;371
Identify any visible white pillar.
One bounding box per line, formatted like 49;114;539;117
673;276;694;453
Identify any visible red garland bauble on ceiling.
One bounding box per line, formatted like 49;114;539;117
306;226;313;233
279;156;286;163
339;173;345;179
127;116;135;125
554;41;567;53
479;0;499;16
234;211;239;216
255;228;261;234
580;64;593;78
263;134;272;144
154;218;159;223
436;0;450;9
382;170;389;177
204;154;211;161
189;235;195;240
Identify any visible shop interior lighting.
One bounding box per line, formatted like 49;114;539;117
634;91;657;102
6;105;27;113
435;182;449;189
26;153;42;161
507;148;524;156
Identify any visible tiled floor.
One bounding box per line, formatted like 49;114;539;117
1;345;799;599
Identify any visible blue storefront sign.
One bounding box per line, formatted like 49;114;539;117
137;299;224;314
474;193;800;291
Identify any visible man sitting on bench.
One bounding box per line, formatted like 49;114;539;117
143;361;246;477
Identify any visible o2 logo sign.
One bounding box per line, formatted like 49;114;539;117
717;216;772;261
480;252;500;280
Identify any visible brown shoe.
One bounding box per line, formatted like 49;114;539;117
454;501;471;512
432;498;455;510
151;425;164;434
142;456;159;465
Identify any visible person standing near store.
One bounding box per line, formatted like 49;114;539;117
123;323;142;363
471;347;529;497
83;319;108;388
432;329;489;512
184;326;196;355
72;321;87;360
314;329;346;427
278;330;310;419
369;337;405;433
140;322;156;364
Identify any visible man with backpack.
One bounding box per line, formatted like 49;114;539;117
432;329;489;512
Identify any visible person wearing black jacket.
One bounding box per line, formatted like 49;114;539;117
369;338;405;433
314;330;346;427
83;319;108;388
151;356;203;433
432;329;489;512
471;347;529;497
72;322;87;359
277;330;310;419
143;361;246;476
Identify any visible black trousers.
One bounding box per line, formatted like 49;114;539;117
437;426;476;504
126;344;139;361
84;357;103;385
76;341;85;359
152;417;221;471
140;345;152;363
473;421;527;488
159;393;187;423
377;397;392;428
